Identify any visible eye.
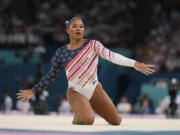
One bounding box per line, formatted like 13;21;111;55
80;25;84;28
72;25;76;28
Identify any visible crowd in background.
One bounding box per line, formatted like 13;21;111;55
0;0;136;47
1;0;180;71
134;0;180;72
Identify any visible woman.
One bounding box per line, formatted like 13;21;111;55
17;17;155;125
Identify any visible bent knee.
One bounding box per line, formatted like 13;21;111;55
73;114;95;125
109;116;122;125
83;116;95;125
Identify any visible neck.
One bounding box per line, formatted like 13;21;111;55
69;37;83;46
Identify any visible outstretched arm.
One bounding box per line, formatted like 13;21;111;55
93;40;155;75
17;49;64;102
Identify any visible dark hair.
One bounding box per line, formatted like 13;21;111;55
65;17;83;28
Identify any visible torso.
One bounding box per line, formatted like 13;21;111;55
57;39;99;99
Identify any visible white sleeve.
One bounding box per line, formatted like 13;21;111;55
92;40;136;67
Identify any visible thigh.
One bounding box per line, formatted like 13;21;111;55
90;83;122;125
67;88;94;124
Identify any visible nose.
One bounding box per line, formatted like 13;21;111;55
76;27;81;31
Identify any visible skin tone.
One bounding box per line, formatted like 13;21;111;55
16;18;156;125
66;19;86;50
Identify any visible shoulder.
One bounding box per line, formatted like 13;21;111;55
55;45;67;54
89;39;101;43
89;39;103;46
52;46;67;61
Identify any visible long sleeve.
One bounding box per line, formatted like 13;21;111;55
93;40;136;67
32;49;64;94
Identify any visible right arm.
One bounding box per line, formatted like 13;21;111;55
93;40;155;75
17;49;64;102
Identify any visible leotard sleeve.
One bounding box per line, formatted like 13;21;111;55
93;40;136;67
32;49;64;94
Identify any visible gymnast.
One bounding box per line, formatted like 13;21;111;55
17;17;155;125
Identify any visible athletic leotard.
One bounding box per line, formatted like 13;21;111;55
32;39;136;99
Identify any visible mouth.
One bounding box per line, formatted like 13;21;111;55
75;32;81;36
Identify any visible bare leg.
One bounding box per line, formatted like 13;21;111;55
67;88;95;125
90;83;122;125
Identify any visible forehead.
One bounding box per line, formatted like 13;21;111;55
70;19;83;25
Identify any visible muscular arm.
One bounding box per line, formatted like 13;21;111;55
93;40;136;67
32;49;64;94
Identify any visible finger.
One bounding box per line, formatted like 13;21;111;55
16;93;24;96
19;90;28;93
142;71;149;75
144;69;153;75
146;65;155;68
20;97;27;102
19;90;27;93
24;97;30;102
147;68;156;73
20;98;27;102
19;98;24;102
147;67;156;73
146;71;153;75
146;69;154;73
144;72;149;76
16;92;26;96
19;90;25;92
17;95;25;99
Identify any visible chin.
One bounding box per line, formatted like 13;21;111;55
75;36;83;40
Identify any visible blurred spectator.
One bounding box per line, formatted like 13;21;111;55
135;94;153;114
155;101;164;115
31;90;49;114
156;78;168;88
2;91;13;112
117;96;132;114
159;78;180;118
161;94;180;118
58;97;71;113
139;99;151;114
16;100;31;113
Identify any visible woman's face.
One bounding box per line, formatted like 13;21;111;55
67;19;84;40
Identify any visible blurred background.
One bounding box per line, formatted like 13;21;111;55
0;0;180;118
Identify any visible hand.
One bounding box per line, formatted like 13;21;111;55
134;62;156;75
16;90;35;102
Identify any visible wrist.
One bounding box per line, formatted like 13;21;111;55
134;61;138;68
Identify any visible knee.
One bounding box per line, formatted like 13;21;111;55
110;116;122;125
82;114;95;125
73;114;95;125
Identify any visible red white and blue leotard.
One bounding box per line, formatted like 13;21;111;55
32;39;136;99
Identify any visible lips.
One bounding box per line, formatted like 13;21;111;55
75;32;81;36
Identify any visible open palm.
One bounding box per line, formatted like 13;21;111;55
16;90;35;102
134;62;156;75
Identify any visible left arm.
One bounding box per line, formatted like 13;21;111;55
93;40;155;75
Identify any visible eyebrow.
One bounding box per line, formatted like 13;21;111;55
71;23;84;26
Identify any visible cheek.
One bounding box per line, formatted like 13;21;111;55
70;29;75;33
82;29;85;34
68;29;75;35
